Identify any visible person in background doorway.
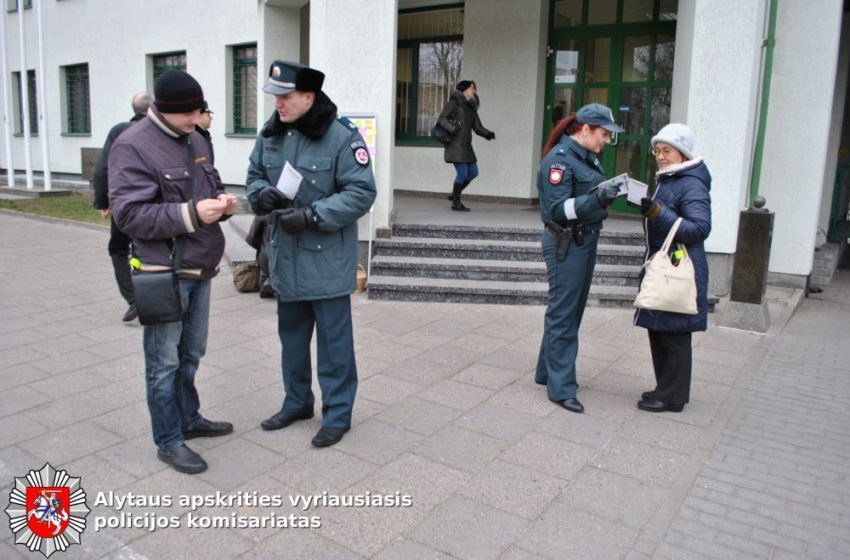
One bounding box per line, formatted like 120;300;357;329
195;101;214;164
635;123;712;413
534;103;624;414
437;79;495;212
92;91;153;322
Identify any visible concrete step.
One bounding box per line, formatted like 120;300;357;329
367;275;639;306
391;223;645;245
374;236;646;266
370;255;640;286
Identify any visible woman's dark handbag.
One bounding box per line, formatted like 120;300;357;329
131;270;183;325
430;122;453;146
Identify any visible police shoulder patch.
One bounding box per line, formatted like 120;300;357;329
351;141;370;166
548;162;567;185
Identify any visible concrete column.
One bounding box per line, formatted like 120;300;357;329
458;0;548;199
816;14;849;247
760;0;844;285
670;0;764;266
309;0;397;233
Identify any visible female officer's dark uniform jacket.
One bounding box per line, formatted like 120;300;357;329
438;91;494;164
245;93;376;301
634;159;712;332
538;136;608;229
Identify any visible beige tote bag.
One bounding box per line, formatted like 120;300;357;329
634;217;698;315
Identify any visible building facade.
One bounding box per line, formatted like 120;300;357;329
2;0;848;291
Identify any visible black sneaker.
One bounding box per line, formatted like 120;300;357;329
183;418;234;440
157;444;207;474
259;279;276;299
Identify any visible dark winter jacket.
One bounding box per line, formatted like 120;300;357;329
634;158;712;332
245;92;376;301
92;113;144;210
108;110;227;279
437;91;494;164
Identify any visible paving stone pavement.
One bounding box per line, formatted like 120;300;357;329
1;211;848;560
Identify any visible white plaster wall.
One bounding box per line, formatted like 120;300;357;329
309;0;397;232
259;4;302;121
670;0;765;256
759;0;844;276
392;0;548;200
817;14;850;246
0;0;259;185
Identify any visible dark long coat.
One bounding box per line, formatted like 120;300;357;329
634;159;712;332
437;91;493;164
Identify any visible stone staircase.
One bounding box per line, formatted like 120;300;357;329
367;223;646;307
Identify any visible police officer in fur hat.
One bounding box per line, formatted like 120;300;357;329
246;60;376;448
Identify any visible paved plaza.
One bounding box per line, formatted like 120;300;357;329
1;210;848;559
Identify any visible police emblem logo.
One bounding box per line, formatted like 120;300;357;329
354;147;369;166
549;162;567;185
5;463;89;558
272;65;281;78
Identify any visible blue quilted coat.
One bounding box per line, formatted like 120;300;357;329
634;159;712;332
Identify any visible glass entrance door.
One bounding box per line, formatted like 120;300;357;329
544;0;678;211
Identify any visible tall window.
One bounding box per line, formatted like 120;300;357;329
232;44;257;134
152;51;187;83
396;5;464;142
6;0;33;11
13;70;37;134
64;64;91;134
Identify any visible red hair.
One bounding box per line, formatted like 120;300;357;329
541;113;601;159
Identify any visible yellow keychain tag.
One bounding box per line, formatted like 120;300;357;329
129;258;142;270
672;249;684;263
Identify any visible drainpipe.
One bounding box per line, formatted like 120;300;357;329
748;0;779;204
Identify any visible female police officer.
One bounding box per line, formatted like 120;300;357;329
534;104;624;413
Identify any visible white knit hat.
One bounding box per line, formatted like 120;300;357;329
651;123;695;160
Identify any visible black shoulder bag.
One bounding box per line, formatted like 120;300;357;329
430;101;456;146
131;138;198;325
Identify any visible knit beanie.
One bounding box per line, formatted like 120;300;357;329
154;70;205;114
651;123;695;160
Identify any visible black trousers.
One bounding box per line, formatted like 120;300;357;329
647;330;692;405
107;217;134;305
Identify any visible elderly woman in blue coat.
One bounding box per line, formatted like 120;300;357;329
635;123;712;413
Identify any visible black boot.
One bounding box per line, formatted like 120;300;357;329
446;181;472;201
451;182;470;212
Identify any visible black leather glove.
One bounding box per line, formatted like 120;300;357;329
277;206;315;235
640;197;661;220
254;188;288;215
486;131;496;141
596;182;620;206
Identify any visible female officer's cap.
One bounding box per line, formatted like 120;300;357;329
263;60;325;95
576;103;625;133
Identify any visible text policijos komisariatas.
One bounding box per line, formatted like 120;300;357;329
93;490;414;532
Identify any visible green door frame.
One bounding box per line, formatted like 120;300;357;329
543;1;676;211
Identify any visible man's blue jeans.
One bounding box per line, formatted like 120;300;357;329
142;278;209;451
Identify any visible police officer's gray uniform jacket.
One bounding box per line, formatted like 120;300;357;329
245;93;376;301
538;136;607;230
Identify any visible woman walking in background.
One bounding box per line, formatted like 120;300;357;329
436;80;495;212
534;104;624;414
635;123;712;413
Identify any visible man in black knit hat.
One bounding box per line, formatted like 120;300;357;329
109;70;238;475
